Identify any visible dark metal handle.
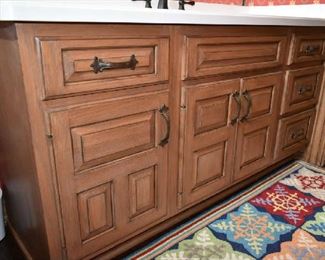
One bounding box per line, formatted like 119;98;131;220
298;85;313;95
132;0;152;8
231;91;241;125
179;0;195;10
304;45;320;55
291;128;305;140
90;55;138;74
159;105;170;147
240;90;252;122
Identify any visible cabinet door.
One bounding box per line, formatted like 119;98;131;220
180;80;239;208
234;73;282;181
50;93;169;259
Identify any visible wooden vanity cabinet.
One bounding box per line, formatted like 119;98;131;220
0;24;324;260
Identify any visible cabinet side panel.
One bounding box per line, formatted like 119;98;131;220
304;65;325;167
0;23;49;259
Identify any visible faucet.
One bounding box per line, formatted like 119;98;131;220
179;0;195;10
158;0;168;9
132;0;152;8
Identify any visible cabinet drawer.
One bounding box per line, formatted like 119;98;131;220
275;109;315;160
183;36;287;80
39;37;169;98
50;93;169;259
288;34;325;64
281;66;323;115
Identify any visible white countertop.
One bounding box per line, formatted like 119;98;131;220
1;0;325;26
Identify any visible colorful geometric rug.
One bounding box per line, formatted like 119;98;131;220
126;161;325;259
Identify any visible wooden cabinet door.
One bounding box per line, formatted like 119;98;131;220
50;93;169;259
234;73;282;181
179;80;239;208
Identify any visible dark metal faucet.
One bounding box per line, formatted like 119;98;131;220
179;0;195;10
158;0;168;9
132;0;152;8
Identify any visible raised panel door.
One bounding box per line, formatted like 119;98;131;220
234;73;282;181
50;93;169;259
179;80;239;208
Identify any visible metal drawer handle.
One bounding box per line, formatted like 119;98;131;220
90;55;138;74
298;85;313;95
240;90;252;122
159;105;170;147
304;45;320;55
291;128;305;140
231;91;241;125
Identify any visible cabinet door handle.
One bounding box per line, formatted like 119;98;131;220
90;55;138;74
240;90;252;122
298;85;313;95
304;45;320;55
159;105;170;147
291;128;305;140
231;91;241;125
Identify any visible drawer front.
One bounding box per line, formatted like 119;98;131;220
275;109;316;160
281;66;323;115
50;93;169;259
183;36;287;80
39;37;169;98
288;34;325;64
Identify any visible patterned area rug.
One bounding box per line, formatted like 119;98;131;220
126;161;325;259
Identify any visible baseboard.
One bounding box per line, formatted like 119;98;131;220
7;221;33;260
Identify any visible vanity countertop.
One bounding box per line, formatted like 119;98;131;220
1;0;325;26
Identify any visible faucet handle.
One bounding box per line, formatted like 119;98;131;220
132;0;152;8
179;0;195;10
158;0;168;9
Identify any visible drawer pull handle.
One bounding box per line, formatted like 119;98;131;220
240;90;252;122
304;45;320;55
298;85;313;95
291;128;305;140
159;105;170;147
90;55;138;74
231;91;241;125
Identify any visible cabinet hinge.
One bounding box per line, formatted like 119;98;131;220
180;105;186;110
